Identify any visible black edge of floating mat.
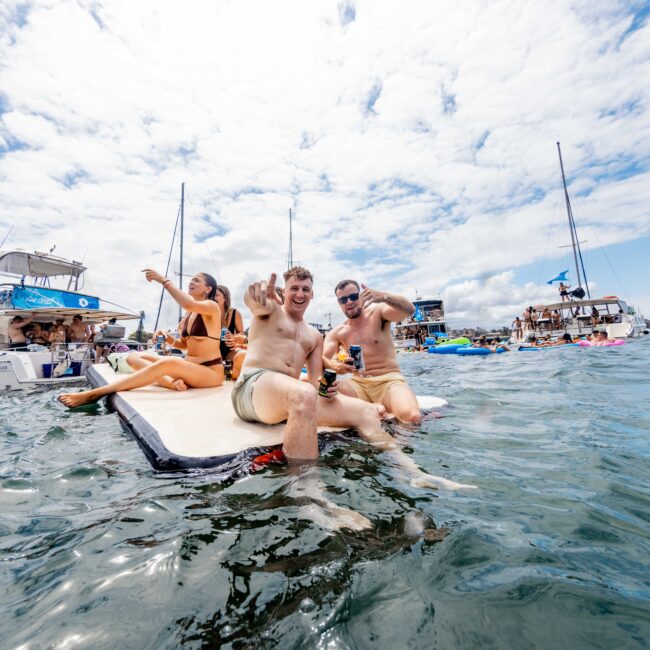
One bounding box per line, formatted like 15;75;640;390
86;366;238;472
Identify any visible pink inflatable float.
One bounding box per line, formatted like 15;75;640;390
578;339;626;347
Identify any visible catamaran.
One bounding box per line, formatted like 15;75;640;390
0;249;141;390
514;143;647;343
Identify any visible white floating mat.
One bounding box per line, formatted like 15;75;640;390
86;364;447;471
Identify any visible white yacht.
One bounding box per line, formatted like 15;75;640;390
514;143;647;343
0;250;141;390
393;298;448;349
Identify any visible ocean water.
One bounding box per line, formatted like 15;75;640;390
1;340;650;649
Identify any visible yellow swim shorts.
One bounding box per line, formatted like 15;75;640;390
347;372;406;404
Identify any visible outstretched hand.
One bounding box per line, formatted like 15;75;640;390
360;283;385;309
142;269;166;285
248;273;283;308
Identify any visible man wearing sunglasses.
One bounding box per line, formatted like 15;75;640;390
324;279;422;424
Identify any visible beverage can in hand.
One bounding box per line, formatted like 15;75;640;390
221;327;229;341
318;369;337;398
349;345;365;371
155;334;165;351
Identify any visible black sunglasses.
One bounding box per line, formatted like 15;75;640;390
338;292;360;305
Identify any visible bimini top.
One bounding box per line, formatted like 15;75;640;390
0;250;86;279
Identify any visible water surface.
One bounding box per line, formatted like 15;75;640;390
1;340;649;648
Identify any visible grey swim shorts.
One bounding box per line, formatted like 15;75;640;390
231;367;272;422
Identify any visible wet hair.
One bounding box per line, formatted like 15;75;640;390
73;315;82;321
284;266;313;285
198;272;218;301
11;316;24;323
335;279;360;294
562;333;572;342
217;285;231;313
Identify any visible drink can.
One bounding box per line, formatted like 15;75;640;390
349;345;365;371
221;327;229;341
155;334;165;351
318;369;337;398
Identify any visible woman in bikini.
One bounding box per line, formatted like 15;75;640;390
58;270;224;408
215;285;245;364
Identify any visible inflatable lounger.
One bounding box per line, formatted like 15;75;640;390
87;365;447;471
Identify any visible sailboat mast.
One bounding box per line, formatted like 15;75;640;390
179;182;185;322
556;142;588;296
288;208;294;270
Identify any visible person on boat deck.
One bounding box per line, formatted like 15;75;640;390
93;317;116;363
552;310;561;329
25;322;49;346
59;270;224;408
512;316;523;339
8;315;33;348
69;315;91;344
215;284;245;363
590;306;600;327
49;318;69;346
558;282;570;302
323;279;423;424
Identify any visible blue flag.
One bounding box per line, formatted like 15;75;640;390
413;305;424;321
546;270;569;285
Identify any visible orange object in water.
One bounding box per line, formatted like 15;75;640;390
250;448;287;472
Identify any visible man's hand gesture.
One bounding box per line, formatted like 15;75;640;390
247;273;283;314
360;283;385;309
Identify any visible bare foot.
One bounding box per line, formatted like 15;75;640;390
301;501;372;532
58;391;100;408
410;472;477;491
171;379;188;391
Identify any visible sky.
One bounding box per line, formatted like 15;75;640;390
1;0;649;331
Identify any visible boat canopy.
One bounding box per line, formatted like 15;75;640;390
0;307;139;322
538;297;623;312
0;250;86;279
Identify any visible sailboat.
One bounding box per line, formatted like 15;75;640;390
516;143;647;342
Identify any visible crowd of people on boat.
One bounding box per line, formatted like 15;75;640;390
8;314;98;349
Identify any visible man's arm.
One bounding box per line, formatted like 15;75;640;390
323;327;355;373
360;284;414;322
305;334;324;388
244;272;282;318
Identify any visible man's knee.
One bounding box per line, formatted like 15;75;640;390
288;382;317;414
400;408;422;424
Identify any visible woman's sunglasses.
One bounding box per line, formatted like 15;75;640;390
338;292;360;304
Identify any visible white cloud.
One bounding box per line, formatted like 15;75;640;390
0;0;649;330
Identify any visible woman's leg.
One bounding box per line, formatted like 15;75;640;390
59;358;223;407
125;352;185;390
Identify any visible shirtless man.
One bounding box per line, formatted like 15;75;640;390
8;315;33;348
323;280;422;424
69;315;90;343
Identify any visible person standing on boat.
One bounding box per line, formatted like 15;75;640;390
558;282;570;302
512;316;523;340
8;315;34;348
58;270;224;408
69;315;91;344
323;280;422;424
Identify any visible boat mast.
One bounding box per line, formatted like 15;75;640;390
287;208;294;270
179;182;185;322
556;142;591;298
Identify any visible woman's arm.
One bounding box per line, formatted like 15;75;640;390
142;269;218;316
234;310;244;334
